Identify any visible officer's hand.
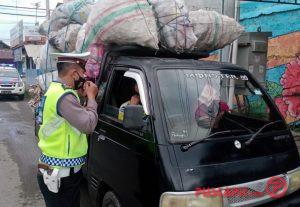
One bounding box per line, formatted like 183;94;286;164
130;95;140;105
77;88;87;98
84;81;98;100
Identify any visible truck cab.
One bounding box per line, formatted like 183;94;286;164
87;46;300;207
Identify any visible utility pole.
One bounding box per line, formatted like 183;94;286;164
219;0;225;61
46;0;50;20
220;0;235;63
16;0;18;21
35;4;38;24
228;0;240;109
33;1;41;25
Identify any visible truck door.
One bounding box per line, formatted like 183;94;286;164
89;67;157;207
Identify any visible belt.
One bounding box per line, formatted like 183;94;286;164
38;163;81;178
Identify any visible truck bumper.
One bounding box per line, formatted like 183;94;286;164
0;87;25;95
259;189;300;207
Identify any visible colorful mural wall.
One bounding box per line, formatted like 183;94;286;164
239;2;300;126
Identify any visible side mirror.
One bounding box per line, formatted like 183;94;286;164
123;105;145;129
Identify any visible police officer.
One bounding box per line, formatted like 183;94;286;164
36;52;98;207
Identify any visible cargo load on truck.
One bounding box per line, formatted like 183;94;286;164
40;0;244;54
190;9;245;52
31;0;244;108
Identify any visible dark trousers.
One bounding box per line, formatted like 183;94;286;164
37;169;83;207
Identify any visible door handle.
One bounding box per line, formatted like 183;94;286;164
97;134;106;142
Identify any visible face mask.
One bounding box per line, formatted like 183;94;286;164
74;73;86;90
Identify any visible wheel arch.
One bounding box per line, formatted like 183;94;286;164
96;181;112;207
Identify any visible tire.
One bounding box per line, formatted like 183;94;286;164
102;191;121;207
18;94;24;100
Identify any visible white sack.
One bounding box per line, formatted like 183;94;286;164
148;0;197;53
39;20;50;36
75;23;87;53
38;42;59;72
81;0;159;52
49;24;82;52
190;10;245;52
49;0;92;32
36;71;58;91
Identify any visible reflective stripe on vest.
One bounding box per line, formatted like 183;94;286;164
42;116;65;139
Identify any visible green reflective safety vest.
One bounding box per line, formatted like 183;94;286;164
38;81;88;167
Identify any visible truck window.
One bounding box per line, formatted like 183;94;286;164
101;68;153;139
102;70;124;119
103;69;141;121
96;64;112;107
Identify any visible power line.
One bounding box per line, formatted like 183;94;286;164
0;21;38;24
0;6;46;14
0;4;53;11
0;5;46;11
0;11;46;17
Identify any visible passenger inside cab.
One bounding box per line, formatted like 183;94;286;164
195;100;230;129
195;84;229;129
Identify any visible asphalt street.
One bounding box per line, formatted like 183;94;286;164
0;95;92;207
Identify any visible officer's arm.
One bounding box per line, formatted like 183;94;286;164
58;94;98;134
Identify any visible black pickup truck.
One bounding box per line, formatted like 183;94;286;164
37;46;300;207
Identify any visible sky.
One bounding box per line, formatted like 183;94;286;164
0;0;63;45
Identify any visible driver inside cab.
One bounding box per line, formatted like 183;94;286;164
118;82;141;121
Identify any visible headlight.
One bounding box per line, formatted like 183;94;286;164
160;192;223;207
288;168;300;193
17;82;24;87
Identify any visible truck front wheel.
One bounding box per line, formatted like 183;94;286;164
102;191;121;207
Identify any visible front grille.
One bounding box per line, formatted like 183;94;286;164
0;84;14;87
0;88;14;91
224;175;288;207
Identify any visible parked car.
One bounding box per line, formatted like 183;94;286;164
85;46;300;207
0;67;25;100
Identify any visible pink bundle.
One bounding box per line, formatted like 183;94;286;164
85;44;105;81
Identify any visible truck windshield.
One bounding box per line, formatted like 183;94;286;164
0;70;19;78
157;69;285;143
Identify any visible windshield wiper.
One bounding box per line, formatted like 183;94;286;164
224;116;254;133
244;120;284;146
181;130;233;152
180;121;284;151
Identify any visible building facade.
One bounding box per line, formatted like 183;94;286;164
240;2;300;127
0;40;13;65
10;20;45;74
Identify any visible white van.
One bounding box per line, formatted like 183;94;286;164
0;67;25;100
